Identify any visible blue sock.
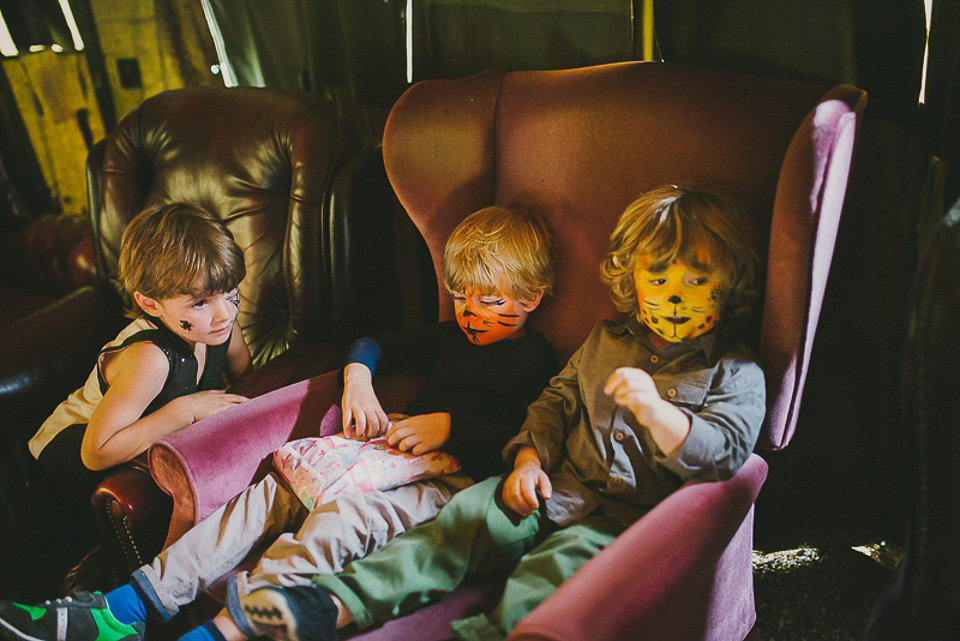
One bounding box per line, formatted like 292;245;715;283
103;583;148;625
178;621;227;641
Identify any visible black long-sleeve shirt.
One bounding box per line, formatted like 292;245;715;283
345;321;557;480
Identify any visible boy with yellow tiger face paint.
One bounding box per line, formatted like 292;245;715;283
606;185;759;348
634;249;726;344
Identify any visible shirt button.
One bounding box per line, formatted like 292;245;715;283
666;388;677;398
614;431;625;442
650;355;659;363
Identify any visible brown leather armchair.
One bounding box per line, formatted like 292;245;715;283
0;86;416;590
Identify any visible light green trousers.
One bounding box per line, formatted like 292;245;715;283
314;476;624;640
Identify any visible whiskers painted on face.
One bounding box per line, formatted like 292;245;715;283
495;311;520;328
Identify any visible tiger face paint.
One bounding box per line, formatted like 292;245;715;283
452;288;541;346
634;252;728;343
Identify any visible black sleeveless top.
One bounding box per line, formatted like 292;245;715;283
96;319;230;417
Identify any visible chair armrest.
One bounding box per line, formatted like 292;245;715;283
149;370;345;546
0;285;124;447
92;463;172;576
149;363;425;548
508;454;768;641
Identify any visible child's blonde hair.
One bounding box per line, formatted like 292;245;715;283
442;206;556;305
119;203;245;318
601;185;760;324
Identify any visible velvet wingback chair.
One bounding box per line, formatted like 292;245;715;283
145;61;865;640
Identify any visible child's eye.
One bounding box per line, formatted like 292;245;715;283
192;299;208;308
689;277;710;286
480;298;506;306
647;278;667;286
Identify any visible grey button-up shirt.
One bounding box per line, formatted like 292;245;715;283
503;317;766;527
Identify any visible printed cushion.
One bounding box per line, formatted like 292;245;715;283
273;406;461;509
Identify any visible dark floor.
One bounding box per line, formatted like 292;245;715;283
749;531;897;641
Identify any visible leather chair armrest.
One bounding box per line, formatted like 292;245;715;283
92;462;173;577
508;455;769;641
0;285;125;448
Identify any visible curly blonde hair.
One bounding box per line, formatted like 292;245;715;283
600;185;760;324
442;206;556;305
119;203;245;318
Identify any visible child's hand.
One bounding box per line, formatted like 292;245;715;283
182;390;249;423
604;366;691;456
603;366;664;426
342;363;389;440
503;458;551;517
385;413;451;455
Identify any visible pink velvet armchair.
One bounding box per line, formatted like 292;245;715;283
147;61;865;640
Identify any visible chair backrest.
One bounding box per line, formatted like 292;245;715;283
87;87;359;366
383;61;866;450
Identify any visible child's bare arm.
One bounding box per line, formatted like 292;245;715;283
82;343;246;470
224;319;253;383
503;445;551;517
341;362;389;440
603;366;691;456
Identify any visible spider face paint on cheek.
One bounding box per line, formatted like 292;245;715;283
180;320;193;331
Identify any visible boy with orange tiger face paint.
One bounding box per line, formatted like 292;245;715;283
452;288;541;346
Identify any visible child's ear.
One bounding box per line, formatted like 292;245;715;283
133;291;162;318
520;289;545;312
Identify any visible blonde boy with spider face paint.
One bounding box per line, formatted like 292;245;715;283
235;185;768;641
